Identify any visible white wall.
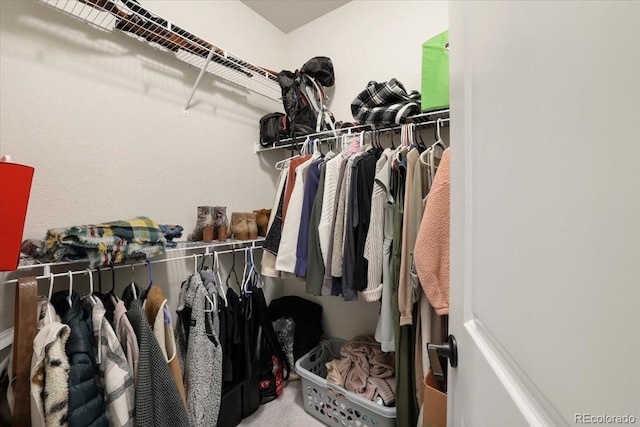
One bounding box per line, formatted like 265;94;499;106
0;0;285;331
0;0;449;342
285;0;448;123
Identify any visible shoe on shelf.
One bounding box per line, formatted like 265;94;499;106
213;206;229;241
231;212;259;240
188;206;214;242
231;212;249;240
246;212;258;240
254;209;271;237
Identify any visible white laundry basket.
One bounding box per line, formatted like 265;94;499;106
295;339;396;427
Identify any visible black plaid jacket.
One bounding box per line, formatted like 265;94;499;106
351;79;421;125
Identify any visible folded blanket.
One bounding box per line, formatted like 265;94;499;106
351;79;421;126
44;216;166;268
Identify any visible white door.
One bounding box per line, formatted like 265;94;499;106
447;2;640;426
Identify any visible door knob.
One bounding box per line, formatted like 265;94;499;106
427;334;458;368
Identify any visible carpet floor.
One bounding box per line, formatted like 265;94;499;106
239;380;325;427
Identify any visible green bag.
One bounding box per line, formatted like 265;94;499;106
421;30;450;112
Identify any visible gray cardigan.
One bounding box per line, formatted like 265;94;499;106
175;272;223;427
126;299;189;427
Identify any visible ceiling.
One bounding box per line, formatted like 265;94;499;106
241;0;351;33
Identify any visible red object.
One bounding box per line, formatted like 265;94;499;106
0;162;34;271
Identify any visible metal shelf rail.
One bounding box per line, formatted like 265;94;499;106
254;109;450;153
35;0;282;110
4;237;264;285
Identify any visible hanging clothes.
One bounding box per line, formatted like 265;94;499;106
112;298;140;385
175;272;223;427
342;152;378;300
305;161;328;295
126;299;189;427
91;299;135;427
414;148;451;315
294;157;324;278
371;149;397;352
217;286;246;384
144;286;187;409
410;144;444;409
331;155;356;281
398;148;421;325
362;148;393;302
51;290;108;427
276;153;319;273
322;156;349;296
281;155;312;223
30;298;70;427
262;166;289;276
318;153;345;264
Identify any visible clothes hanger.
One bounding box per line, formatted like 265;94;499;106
85;268;98;306
67;271;73;307
242;246;255;295
274;137;307;170
249;247;263;289
241;246;255;296
226;247;241;293
108;264;117;298
147;259;153;290
416;125;427;151
421;118;446;162
96;266;103;293
129;264;138;301
213;251;228;307
46;273;55;323
193;254;216;313
199;250;208;272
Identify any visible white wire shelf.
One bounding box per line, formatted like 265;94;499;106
35;0;282;107
254;109;450;153
9;237;264;279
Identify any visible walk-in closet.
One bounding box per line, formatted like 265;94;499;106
1;1;638;426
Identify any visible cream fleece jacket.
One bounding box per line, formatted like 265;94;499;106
414;148;450;315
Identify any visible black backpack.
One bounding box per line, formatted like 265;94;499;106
277;57;336;139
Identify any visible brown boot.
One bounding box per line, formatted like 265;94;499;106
254;209;271;237
214;206;229;241
246;213;258;240
231;212;249;240
188;206;214;242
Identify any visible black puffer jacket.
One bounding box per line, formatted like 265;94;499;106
52;291;108;427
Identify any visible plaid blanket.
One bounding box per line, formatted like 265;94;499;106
351;79;421;125
44;216;166;268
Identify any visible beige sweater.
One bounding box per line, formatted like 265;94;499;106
414;148;450;315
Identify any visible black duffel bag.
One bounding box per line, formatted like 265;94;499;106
259;112;289;147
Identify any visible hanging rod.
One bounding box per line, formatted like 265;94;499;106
255;109;450;153
35;0;282;104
